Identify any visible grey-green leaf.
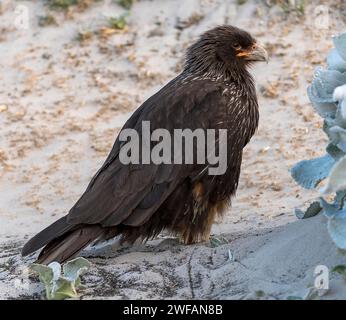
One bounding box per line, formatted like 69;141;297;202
326;143;345;160
320;197;340;218
48;261;62;281
320;156;346;194
30;264;54;285
63;257;91;282
333;33;346;61
295;201;322;219
327;209;346;250
291;154;335;189
335;101;346;128
53;277;78;300
327;49;346;73
328;126;346;153
332;265;346;280
30;258;91;300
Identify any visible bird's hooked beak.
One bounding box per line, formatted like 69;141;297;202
236;43;269;63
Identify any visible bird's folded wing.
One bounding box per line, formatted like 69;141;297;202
67;78;227;228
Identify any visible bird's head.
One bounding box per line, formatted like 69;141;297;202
184;25;268;77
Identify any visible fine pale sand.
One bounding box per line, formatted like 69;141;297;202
0;0;346;299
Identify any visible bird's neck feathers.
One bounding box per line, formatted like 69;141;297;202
183;46;254;88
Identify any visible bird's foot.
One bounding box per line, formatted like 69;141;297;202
179;234;211;245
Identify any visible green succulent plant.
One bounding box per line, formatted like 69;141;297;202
30;257;91;300
291;32;346;250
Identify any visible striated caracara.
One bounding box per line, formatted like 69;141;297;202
22;25;268;264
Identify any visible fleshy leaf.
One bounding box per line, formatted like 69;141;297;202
327;209;346;250
327;49;346;72
307;86;336;118
323;118;338;140
30;264;54;286
320;197;340;218
333;33;346;61
328;126;346;153
320;156;346;194
293;32;346;251
326;143;345;160
307;68;346;118
48;262;62;281
332;265;346;280
30;264;55;300
53;277;78;300
312;68;346;99
295;201;322;219
335;190;346;209
30;258;91;300
63;257;91;282
335;101;346;128
291;154;335;189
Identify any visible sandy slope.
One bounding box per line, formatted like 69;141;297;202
0;0;346;299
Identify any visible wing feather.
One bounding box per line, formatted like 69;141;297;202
66;78;228;228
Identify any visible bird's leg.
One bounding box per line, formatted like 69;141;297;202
179;219;213;245
179;232;211;245
180;194;228;245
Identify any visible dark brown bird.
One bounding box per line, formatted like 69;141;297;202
22;25;268;264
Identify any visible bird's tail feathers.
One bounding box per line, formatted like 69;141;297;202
36;225;104;265
22;216;72;257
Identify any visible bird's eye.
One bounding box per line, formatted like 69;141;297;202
233;43;241;50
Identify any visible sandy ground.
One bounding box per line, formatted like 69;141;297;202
1;0;346;299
